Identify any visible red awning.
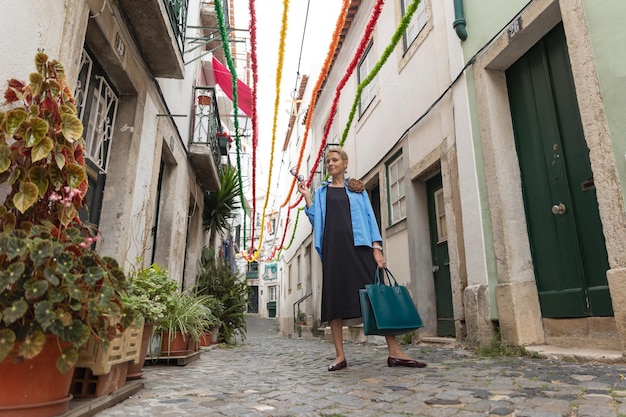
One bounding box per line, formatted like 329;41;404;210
212;57;252;117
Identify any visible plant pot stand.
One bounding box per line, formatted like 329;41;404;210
71;362;130;398
63;379;143;416
145;350;202;366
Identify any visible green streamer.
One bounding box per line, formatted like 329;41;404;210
214;0;248;252
268;207;303;262
281;207;303;251
340;0;422;145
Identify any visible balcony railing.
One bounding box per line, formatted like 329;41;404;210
165;0;189;55
188;86;222;191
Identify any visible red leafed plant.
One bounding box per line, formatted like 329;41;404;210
0;51;87;230
0;51;134;373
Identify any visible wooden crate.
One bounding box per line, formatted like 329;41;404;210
71;362;129;398
77;323;143;375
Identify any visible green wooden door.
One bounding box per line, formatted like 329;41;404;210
506;23;612;318
426;174;455;336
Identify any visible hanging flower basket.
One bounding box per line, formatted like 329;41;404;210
216;132;231;155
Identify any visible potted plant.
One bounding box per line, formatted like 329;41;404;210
195;247;248;344
0;51;134;416
297;312;307;325
157;291;214;356
199;295;223;346
216;131;231;155
122;262;177;378
202;164;242;243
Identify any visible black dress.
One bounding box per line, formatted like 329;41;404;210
321;186;377;323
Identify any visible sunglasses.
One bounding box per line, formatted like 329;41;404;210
289;168;304;182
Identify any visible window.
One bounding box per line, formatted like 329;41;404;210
305;244;311;291
387;153;406;224
268;286;277;302
296;254;301;287
358;41;377;116
288;263;292;293
401;0;427;52
434;188;447;242
325;117;338;145
74;49;119;226
75;49;119;172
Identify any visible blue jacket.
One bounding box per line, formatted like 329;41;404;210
304;180;383;259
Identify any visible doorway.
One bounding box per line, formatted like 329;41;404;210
426;173;455;336
506;23;612;318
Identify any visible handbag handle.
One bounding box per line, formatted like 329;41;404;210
374;267;399;287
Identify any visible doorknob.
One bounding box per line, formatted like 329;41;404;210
551;203;566;215
432;265;440;272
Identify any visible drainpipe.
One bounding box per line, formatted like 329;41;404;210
453;0;468;41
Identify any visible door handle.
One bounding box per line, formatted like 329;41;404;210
432;265;440;272
551;203;566;215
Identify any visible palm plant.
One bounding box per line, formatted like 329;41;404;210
195;247;247;344
202;164;241;241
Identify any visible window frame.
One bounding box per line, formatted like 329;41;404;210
268;285;277;302
401;0;427;53
296;254;302;288
386;152;406;225
357;41;377;116
75;49;119;173
434;187;448;243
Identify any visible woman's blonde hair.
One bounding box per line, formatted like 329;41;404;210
326;146;348;162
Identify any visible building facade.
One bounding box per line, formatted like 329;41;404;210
279;0;626;355
0;0;237;289
463;0;626;351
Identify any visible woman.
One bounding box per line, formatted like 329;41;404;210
298;147;426;371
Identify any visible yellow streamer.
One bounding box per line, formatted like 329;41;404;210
252;0;290;261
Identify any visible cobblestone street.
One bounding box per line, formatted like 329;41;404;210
96;317;626;417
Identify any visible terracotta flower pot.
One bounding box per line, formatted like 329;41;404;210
197;95;211;106
199;331;212;347
0;335;74;417
160;332;189;356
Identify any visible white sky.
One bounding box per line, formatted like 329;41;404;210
233;0;343;207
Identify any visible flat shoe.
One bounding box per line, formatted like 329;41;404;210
328;359;347;371
387;357;427;368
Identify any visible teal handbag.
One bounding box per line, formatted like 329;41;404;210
359;267;423;336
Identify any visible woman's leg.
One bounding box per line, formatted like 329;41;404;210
329;318;345;364
384;335;427;367
384;335;412;359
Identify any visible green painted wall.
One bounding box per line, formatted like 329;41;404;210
457;0;530;321
457;0;626;318
462;0;530;60
583;0;626;205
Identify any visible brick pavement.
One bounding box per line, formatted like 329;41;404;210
95;317;626;416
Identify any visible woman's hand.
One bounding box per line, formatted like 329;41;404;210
297;181;310;197
373;248;386;269
297;181;313;208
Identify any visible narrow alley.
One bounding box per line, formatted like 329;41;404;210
94;317;626;417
